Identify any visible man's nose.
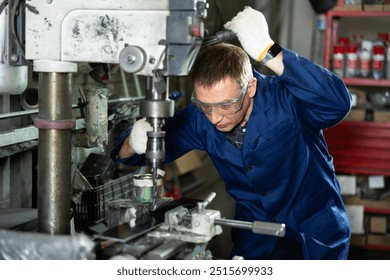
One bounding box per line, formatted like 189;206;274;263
209;110;223;124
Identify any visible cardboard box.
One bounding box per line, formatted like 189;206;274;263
346;204;365;234
370;216;387;234
363;4;384;11
338;174;357;195
163;150;203;181
368;175;385;189
367;234;390;247
345;109;366;121
174;150;203;175
334;0;362;11
374;111;390;122
350;234;367;247
349;87;367;108
343;195;390;211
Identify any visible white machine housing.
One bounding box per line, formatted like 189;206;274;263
25;0;206;75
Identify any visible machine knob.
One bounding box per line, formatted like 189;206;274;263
119;46;146;73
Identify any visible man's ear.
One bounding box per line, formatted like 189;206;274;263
248;78;257;98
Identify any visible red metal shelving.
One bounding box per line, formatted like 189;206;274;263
342;77;390;87
324;121;390;176
324;9;390;253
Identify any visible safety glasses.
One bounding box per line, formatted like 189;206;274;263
191;82;248;116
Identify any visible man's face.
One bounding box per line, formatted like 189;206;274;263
193;77;256;132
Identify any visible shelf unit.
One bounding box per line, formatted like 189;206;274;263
323;9;390;254
324;10;390;87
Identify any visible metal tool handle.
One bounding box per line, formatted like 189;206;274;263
202;30;237;46
203;192;216;207
214;218;285;237
197;192;216;213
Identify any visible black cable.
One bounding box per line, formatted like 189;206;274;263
0;0;8;14
10;0;25;55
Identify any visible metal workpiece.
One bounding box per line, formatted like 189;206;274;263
85;88;109;146
36;72;74;235
73;88;110;148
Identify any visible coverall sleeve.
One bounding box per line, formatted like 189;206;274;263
110;127;146;166
279;48;352;129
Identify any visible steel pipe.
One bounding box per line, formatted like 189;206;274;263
37;72;73;234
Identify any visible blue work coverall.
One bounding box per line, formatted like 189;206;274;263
111;48;352;260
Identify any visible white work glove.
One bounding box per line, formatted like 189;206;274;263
224;6;274;62
129;118;152;154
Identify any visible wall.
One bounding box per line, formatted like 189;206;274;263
279;0;319;62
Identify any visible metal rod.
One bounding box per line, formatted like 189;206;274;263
0;108;39;120
120;68;130;98
37;72;73;234
214;218;286;237
0;98;143;120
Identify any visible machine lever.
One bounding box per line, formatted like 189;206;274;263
202;30;237;46
214;218;286;237
197;192;216;213
202;192;216;207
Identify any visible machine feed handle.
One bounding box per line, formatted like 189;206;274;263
214;218;286;237
252;221;286;237
197;192;216;213
203;192;216;207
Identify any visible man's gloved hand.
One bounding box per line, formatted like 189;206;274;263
224;6;274;62
129;118;152;154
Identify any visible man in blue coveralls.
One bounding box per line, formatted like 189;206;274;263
111;7;352;259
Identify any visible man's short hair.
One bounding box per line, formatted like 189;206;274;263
190;43;253;88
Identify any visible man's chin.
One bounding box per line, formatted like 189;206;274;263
216;125;234;133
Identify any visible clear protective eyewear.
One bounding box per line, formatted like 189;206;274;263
191;82;248;116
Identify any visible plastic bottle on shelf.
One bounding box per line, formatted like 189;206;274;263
351;34;363;76
372;44;385;80
338;36;350;47
352;34;363;46
332;44;345;77
346;44;359;77
386;45;390;79
359;40;372;78
377;33;389;46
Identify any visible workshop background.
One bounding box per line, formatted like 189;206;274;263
1;0;390;260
